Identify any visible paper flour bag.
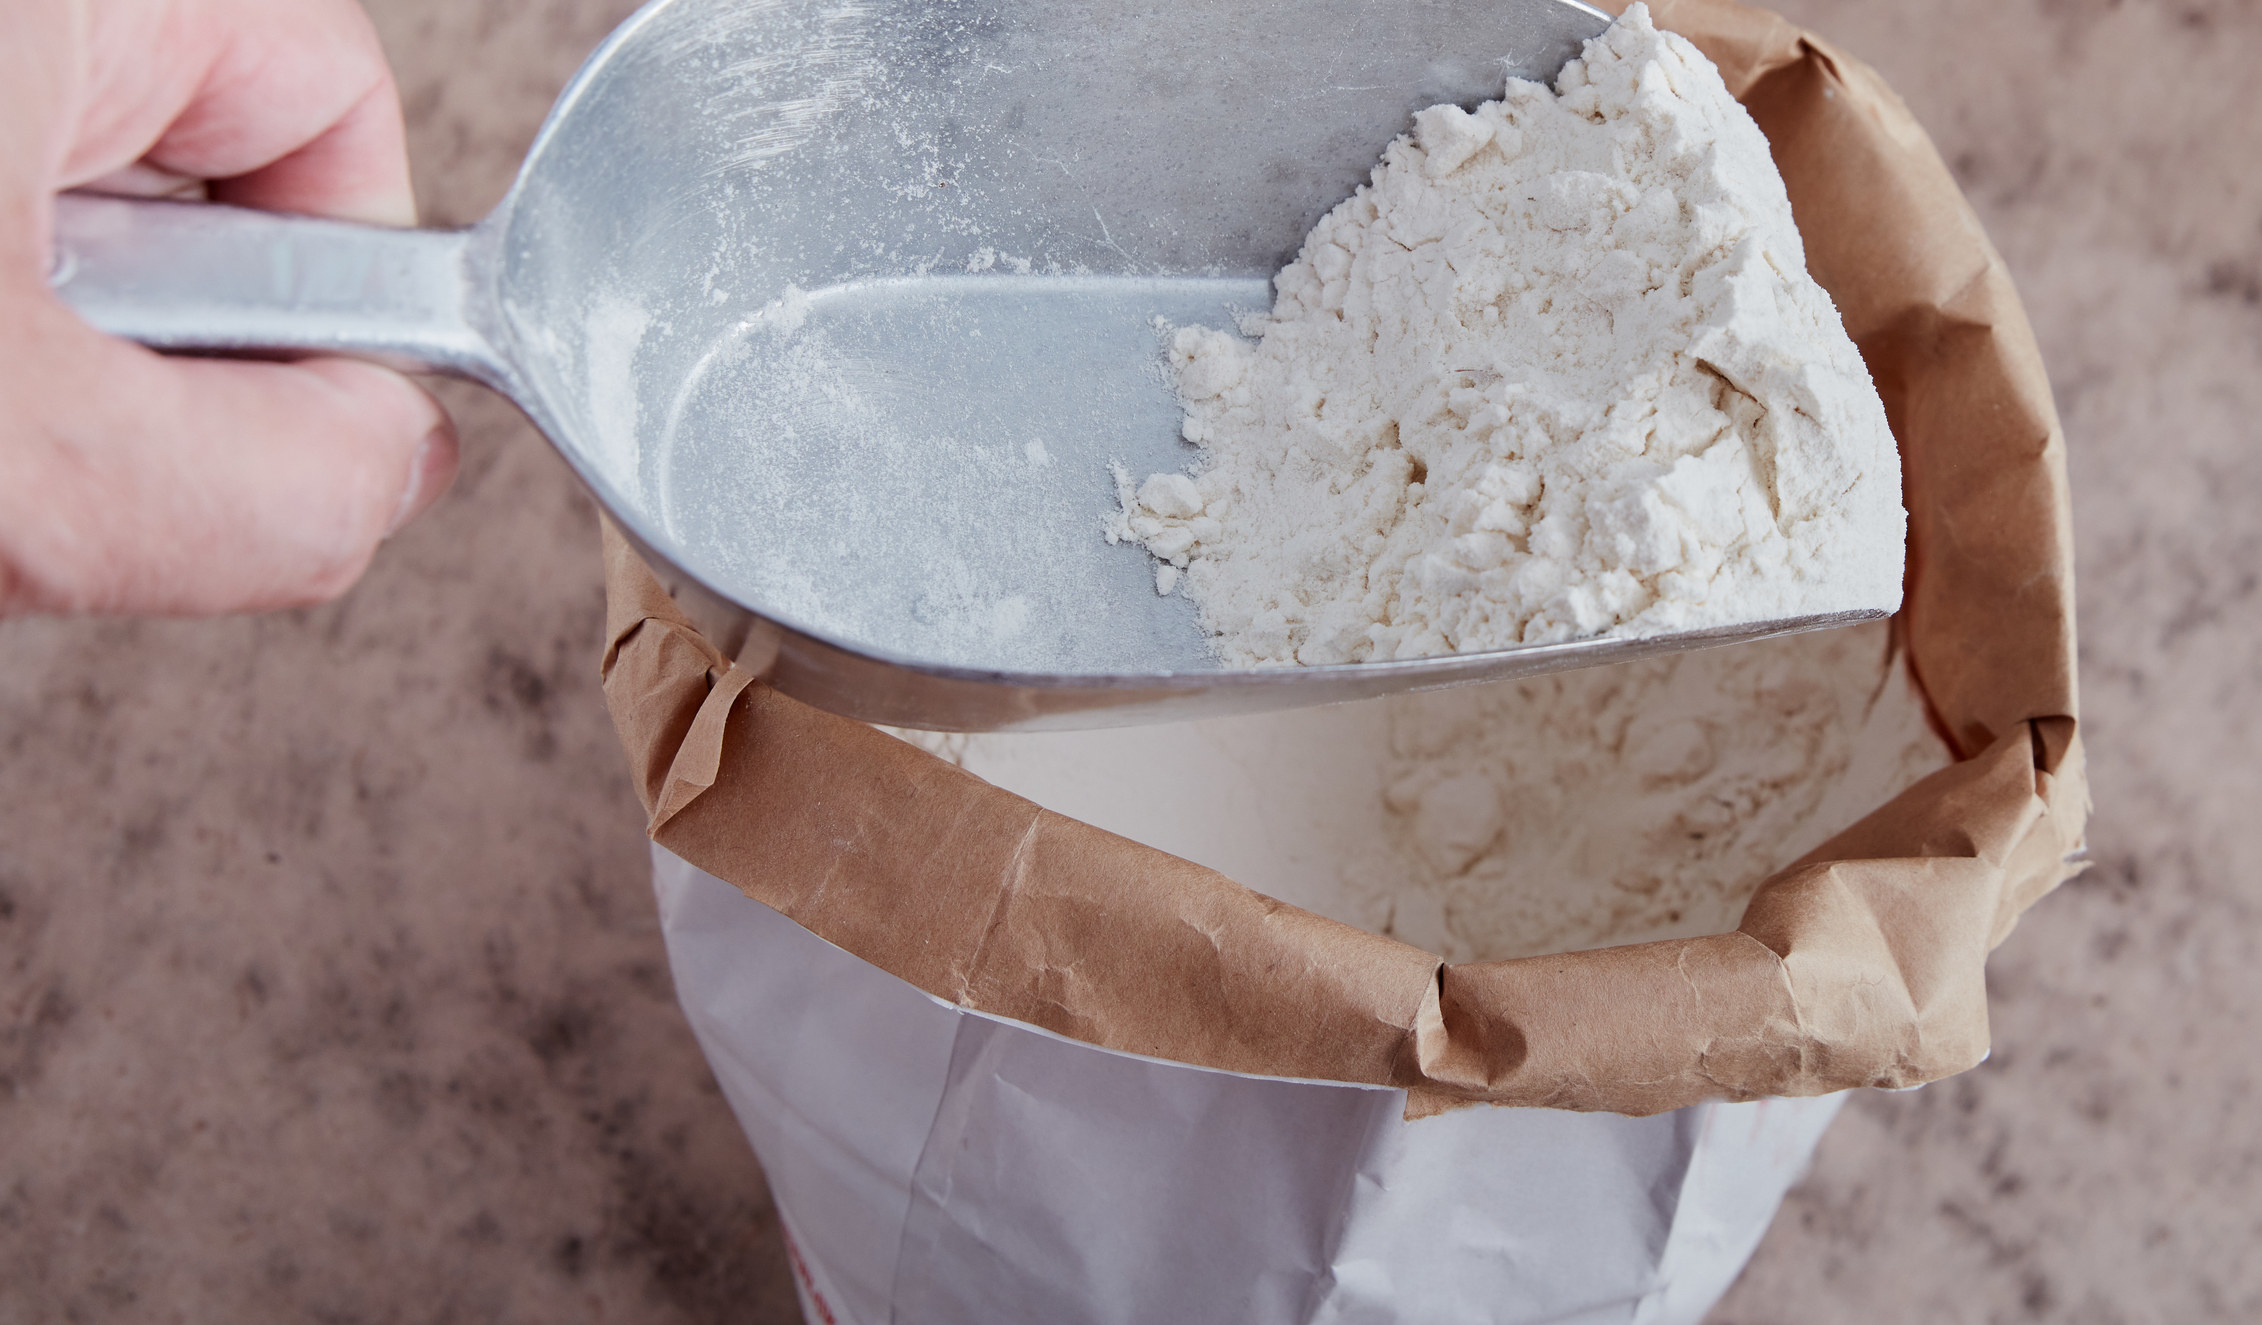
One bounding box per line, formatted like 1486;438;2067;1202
655;615;1954;1322
658;848;1847;1325
602;0;2085;1319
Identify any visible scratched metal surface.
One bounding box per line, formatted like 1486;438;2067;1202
487;0;1672;721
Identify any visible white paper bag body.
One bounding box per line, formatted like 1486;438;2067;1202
653;848;1839;1325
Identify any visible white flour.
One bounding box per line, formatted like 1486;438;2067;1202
1110;5;1904;666
583;292;651;491
893;620;1947;962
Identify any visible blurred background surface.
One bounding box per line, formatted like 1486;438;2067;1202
1;0;2256;1319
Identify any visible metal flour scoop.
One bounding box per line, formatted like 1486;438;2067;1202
51;0;1876;731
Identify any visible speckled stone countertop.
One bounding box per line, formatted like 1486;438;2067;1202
2;0;2257;1321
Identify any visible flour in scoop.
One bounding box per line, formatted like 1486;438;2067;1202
1109;4;1904;666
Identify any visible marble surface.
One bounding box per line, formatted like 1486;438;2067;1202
1;0;2256;1320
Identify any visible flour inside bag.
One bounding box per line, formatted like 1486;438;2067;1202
1110;4;1905;666
893;620;1948;962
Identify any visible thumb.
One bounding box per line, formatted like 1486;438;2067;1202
2;307;458;616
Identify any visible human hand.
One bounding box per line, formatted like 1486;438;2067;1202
0;0;459;616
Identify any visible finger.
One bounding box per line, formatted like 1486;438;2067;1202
204;76;415;226
65;0;416;226
3;308;457;616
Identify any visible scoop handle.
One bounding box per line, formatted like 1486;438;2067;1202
47;192;509;384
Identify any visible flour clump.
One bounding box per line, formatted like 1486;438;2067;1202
1109;4;1904;666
